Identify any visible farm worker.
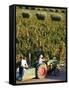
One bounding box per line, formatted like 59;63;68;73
21;56;28;69
38;54;45;64
19;55;28;80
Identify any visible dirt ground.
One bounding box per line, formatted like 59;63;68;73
16;66;67;84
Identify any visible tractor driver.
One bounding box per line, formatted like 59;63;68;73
38;54;45;64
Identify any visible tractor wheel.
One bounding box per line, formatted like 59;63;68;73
37;63;47;79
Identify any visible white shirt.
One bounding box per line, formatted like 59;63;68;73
39;58;43;64
21;59;28;67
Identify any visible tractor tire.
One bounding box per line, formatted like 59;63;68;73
37;63;47;79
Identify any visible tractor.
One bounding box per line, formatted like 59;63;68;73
16;56;59;81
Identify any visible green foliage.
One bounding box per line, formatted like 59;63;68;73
16;7;66;65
